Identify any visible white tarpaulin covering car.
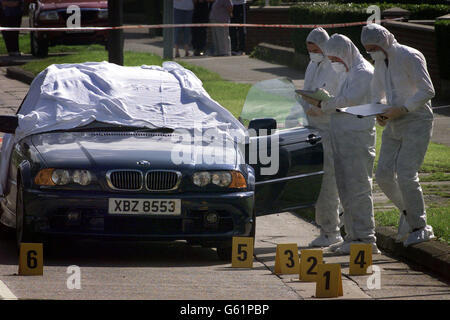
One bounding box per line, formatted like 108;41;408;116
0;61;247;195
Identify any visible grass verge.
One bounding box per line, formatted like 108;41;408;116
375;206;449;244
0;34;106;55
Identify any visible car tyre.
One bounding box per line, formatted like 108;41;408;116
216;246;232;261
251;211;256;251
250;209;256;239
16;180;34;253
216;210;256;261
0;222;14;240
30;31;49;57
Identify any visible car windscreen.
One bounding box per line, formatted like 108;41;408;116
56;121;175;133
239;78;308;131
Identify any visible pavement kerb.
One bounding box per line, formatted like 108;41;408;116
375;226;449;281
4;64;450;283
6;66;34;85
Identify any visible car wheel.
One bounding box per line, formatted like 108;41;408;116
250;209;256;249
0;222;14;240
216;246;232;261
30;31;48;57
16;180;33;252
250;209;256;239
216;210;256;261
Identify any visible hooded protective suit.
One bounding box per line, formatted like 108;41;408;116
320;34;378;253
294;28;343;247
361;24;435;246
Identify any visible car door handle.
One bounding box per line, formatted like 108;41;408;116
306;134;321;145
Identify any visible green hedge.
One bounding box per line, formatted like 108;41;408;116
330;0;450;4
252;0;450;6
402;3;450;19
435;20;450;80
290;3;450;56
290;4;372;56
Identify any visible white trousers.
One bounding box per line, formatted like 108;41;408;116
375;119;432;231
314;127;341;234
331;123;376;243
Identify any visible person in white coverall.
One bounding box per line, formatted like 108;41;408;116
303;34;379;254
361;24;435;247
294;28;344;247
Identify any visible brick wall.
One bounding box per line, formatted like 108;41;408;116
384;21;441;93
246;7;292;53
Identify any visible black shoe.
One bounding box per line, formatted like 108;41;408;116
8;52;22;57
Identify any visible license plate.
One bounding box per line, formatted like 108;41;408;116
108;198;181;215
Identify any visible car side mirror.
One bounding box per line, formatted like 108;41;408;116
248;118;276;136
0;115;19;134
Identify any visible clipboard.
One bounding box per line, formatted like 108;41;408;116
295;88;332;102
336;103;391;118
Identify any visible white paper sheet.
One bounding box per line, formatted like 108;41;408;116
337;103;391;117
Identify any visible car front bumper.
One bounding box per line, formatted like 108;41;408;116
23;188;254;246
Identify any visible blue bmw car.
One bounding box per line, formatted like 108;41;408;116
0;63;323;260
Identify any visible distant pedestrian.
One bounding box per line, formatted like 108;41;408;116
209;0;233;56
174;0;194;58
230;0;246;55
0;0;23;56
191;0;211;56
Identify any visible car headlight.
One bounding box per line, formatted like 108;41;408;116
34;168;56;186
72;170;93;186
192;171;247;189
39;10;59;21
51;169;71;185
211;172;232;187
98;9;108;19
229;171;247;189
193;171;211;187
34;169;95;186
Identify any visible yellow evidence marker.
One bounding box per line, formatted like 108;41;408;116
315;264;343;298
299;249;323;282
231;237;254;268
349;243;373;275
274;243;300;275
18;243;43;276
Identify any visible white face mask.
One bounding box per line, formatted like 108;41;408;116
309;52;324;63
368;50;386;61
331;62;346;73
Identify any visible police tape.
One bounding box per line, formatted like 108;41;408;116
0;19;403;32
433;105;450;110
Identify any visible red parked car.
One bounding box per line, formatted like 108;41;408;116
28;0;109;57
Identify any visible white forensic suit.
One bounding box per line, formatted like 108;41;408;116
361;24;435;247
320;34;379;254
291;28;343;247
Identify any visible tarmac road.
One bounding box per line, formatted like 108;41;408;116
0;212;448;300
